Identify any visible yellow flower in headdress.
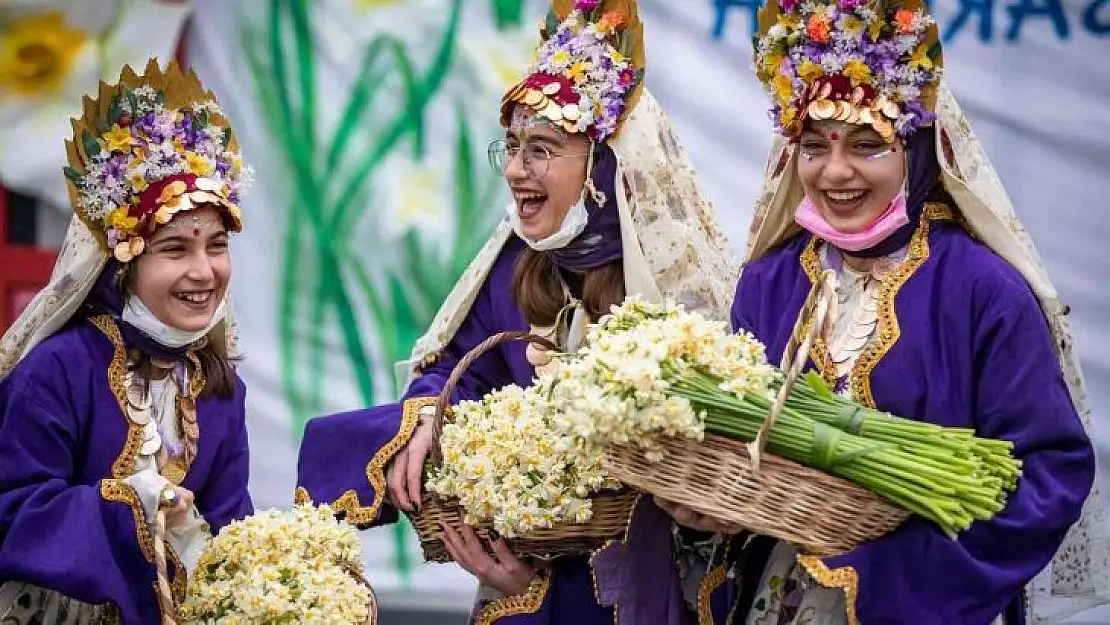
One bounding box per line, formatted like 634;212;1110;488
185;152;215;176
772;74;794;105
909;44;933;70
109;206;139;232
798;60;823;84
567;61;589;84
868;19;884;41
841;16;865;38
843;59;872;86
760;53;784;79
551;49;571;67
129;170;148;194
103;124;136;153
781;106;798;127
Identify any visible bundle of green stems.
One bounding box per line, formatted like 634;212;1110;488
669;369;1021;536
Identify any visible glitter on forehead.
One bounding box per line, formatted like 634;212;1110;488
162;212;223;235
509;105;566;138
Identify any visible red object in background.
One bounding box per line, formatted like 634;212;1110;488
0;185;57;332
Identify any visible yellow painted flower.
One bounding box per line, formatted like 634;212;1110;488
566;61;589;84
185;152;215;176
103;124;136;152
909;43;933;70
843;59;872;86
0;12;87;97
609;49;626;65
551;49;571;67
798;60;823;84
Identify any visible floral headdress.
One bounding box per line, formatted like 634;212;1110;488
500;0;646;143
63;59;249;262
753;0;942;141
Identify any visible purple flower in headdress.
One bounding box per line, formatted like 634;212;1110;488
107;228;121;248
556;27;574;45
839;0;868;9
576;0;600;11
781;0;800;13
216;160;231;176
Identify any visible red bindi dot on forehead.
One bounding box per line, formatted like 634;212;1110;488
829;132;840;141
891;146;898;152
192;228;201;237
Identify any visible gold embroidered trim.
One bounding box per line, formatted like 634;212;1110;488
100;479;156;562
90;316;143;480
697;563;729;625
799;203;952;406
796;555;859;625
101;479;188;616
472;570;552;625
298;396;429;525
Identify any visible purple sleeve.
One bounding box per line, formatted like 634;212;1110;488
196;376;253;531
296;274;516;527
809;281;1096;624
0;363;159;624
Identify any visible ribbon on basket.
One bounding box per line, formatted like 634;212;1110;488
748;269;838;472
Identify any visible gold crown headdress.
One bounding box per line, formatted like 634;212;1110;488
64;58;248;262
753;0;943;141
500;0;646;143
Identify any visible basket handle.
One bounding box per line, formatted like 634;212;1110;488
428;331;560;468
747;269;837;472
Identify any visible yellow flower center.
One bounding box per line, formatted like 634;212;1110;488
0;12;87;97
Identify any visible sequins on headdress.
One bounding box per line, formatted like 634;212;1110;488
64;59;250;262
500;0;646;143
753;0;943;142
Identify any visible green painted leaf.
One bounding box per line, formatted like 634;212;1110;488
927;42;942;60
63;166;83;183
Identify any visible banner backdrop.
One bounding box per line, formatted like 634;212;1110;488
184;0;1110;616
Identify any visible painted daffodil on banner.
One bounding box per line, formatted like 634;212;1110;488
0;0;190;211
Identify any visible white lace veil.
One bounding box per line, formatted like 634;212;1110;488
0;215;241;381
744;80;1109;622
396;89;738;384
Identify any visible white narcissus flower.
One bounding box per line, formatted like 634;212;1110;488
181;503;372;623
0;0;190;211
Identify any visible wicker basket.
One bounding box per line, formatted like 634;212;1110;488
408;331;639;563
604;270;910;556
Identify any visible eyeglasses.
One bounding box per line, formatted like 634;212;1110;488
487;139;590;179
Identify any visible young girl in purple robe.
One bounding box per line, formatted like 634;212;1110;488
658;0;1107;623
296;1;744;623
0;60;254;624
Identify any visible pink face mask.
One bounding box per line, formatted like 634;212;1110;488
793;192;909;252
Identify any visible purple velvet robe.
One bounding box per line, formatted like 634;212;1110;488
298;237;703;625
0;318;253;624
728;214;1095;624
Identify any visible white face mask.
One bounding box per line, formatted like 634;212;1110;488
506;194;589;251
122;294;228;348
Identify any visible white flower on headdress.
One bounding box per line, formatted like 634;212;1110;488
0;1;189;212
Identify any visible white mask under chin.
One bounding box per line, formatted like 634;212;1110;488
122;294;228;349
506;195;589;251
